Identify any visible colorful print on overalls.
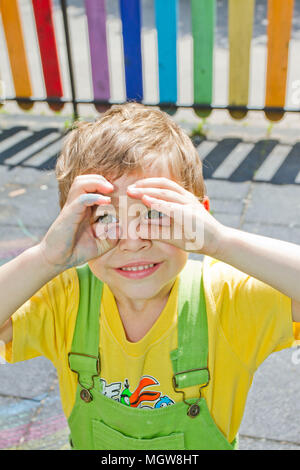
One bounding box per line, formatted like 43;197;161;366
67;259;238;450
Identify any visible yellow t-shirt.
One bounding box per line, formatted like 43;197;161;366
1;256;299;444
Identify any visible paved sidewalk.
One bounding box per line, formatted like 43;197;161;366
0;111;299;450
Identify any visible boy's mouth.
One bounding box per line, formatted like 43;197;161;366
114;261;163;279
117;260;161;269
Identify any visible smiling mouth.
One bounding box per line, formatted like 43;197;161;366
118;263;159;272
113;262;163;278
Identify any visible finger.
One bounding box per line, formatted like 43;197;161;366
141;196;204;249
138;220;172;241
75;173;114;188
94;224;122;256
94;221;121;240
74;174;114;191
94;233;117;257
129;177;187;195
141;195;185;230
95;223;122;241
127;186;186;204
94;237;111;256
67;175;114;203
77;193;111;206
65;193;111;227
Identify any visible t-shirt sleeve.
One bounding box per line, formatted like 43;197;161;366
206;257;296;372
0;267;78;367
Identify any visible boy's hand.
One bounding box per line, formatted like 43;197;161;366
127;177;223;256
39;175;121;272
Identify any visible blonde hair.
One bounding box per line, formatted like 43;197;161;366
55;102;206;209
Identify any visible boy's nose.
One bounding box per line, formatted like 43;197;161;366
118;235;151;251
118;217;151;250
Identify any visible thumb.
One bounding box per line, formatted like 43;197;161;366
94;224;122;256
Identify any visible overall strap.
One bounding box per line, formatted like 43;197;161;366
170;259;210;390
68;263;103;390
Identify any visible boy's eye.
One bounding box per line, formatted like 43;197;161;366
95;213;117;224
144;209;164;220
94;210;165;224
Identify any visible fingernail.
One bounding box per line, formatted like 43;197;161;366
80;194;102;204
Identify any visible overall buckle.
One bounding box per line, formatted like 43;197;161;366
68;352;100;403
172;367;210;418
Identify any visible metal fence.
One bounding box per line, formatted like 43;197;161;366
0;0;299;121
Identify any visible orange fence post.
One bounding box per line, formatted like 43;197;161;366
265;0;294;122
0;0;33;110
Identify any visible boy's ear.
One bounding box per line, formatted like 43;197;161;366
202;196;210;212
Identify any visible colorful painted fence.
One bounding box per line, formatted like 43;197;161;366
0;0;297;121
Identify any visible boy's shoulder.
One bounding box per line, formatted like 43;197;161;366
202;255;249;284
40;266;80;308
202;255;292;319
183;256;248;284
201;255;253;307
187;255;249;284
183;256;249;306
49;265;79;290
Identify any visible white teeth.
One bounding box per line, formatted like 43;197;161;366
120;264;155;271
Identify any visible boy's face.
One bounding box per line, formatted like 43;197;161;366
88;169;188;304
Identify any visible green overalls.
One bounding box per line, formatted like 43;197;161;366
67;259;238;450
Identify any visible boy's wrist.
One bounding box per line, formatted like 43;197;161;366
30;243;65;279
199;215;230;260
211;224;233;261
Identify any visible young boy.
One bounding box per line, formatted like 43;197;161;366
0;102;299;450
